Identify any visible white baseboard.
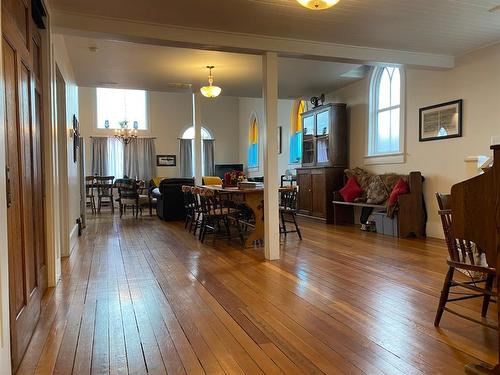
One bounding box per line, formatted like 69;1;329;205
68;223;79;256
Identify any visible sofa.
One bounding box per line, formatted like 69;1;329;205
152;178;195;221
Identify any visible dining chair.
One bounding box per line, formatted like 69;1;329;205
434;192;496;328
85;176;96;214
137;180;153;216
182;185;195;230
114;178;149;218
279;187;302;240
190;187;203;236
198;188;237;243
96;176;115;213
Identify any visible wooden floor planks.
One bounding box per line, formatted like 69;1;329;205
16;213;497;374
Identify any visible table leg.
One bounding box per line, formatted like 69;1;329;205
244;193;264;248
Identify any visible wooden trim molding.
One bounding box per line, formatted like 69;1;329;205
51;10;455;69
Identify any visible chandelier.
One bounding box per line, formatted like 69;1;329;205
200;66;222;98
114;120;138;145
296;0;340;10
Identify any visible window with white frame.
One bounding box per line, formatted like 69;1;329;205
368;67;404;157
96;88;147;130
181;126;213;175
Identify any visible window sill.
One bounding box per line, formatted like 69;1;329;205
364;152;405;165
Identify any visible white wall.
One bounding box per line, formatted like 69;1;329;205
79;88;240;178
327;42;500;238
53;34;80;255
238;97;297;182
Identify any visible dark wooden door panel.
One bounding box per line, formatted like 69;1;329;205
20;62;37;297
297;172;312;214
311;171;326;218
3;37;26;320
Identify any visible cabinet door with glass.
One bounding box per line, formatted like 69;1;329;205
302;113;315;166
315;108;330;164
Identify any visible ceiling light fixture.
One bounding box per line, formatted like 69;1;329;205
200;66;222;98
297;0;340;10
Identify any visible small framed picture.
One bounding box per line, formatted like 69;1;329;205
419;99;462;142
157;155;176;167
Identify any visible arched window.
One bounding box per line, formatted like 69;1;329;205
181;126;212;140
290;99;305;164
180;126;213;176
248;117;259;168
368;67;404;158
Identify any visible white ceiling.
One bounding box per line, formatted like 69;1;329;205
63;35;365;98
51;0;500;56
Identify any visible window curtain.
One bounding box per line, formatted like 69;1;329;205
106;138;124;178
202;139;215;176
91;137;108;176
179;139;193;178
124;138;156;180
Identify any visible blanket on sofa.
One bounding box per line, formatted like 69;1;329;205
344;167;408;217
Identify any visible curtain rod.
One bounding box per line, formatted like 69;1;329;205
89;136;157;139
177;138;215;140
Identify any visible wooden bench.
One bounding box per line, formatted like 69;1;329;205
332;171;426;238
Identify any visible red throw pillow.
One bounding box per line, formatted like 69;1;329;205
387;178;410;206
339;177;363;203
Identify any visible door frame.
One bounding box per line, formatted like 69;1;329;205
55;66;70;258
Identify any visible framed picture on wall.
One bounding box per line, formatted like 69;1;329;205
419;99;463;142
157;155;176;167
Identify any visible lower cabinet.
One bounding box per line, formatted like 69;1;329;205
297;167;345;223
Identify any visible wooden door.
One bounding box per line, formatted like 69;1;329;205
2;0;47;370
297;170;312;215
311;169;326;218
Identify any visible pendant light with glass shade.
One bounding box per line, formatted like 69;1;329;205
296;0;339;10
200;66;222;98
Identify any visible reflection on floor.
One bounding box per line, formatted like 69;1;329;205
17;213;497;374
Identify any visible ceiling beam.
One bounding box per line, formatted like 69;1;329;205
52;10;455;69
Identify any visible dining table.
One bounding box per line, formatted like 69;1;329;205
201;184;294;248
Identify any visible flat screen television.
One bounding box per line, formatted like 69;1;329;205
214;164;244;179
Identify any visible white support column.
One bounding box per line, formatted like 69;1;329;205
262;52;280;261
193;93;203;184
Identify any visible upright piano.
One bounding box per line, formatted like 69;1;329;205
451;144;500;374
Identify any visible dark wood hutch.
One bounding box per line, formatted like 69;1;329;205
296;103;348;223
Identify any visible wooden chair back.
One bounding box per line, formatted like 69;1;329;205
96;176;115;197
199;188;228;216
280;187;298;211
115;178;139;200
436;192;478;266
85;176;96;197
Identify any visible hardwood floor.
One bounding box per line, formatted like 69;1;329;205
17;213;497;374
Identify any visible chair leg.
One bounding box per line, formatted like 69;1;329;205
481;274;495;318
98;197;101;214
280;212;287;236
292;212;302;240
434;266;454;327
111;197;115;213
223;216;231;236
199;217;205;241
235;218;245;244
